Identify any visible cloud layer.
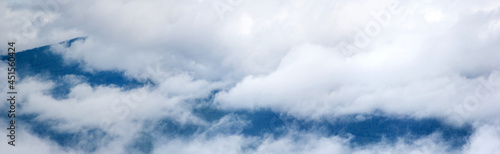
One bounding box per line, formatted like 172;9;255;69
2;0;500;153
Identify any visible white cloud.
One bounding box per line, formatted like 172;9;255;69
212;0;500;125
2;0;500;153
464;124;500;154
0;119;80;154
152;129;460;154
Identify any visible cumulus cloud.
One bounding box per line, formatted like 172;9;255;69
464;124;500;153
2;0;500;153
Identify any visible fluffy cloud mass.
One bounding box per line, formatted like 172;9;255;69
2;0;500;153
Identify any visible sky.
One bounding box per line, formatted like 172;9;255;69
1;0;500;153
